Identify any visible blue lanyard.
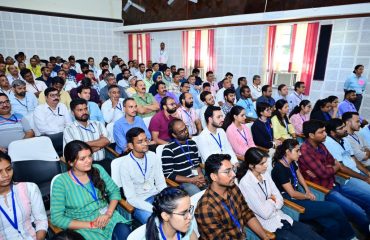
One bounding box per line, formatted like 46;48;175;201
159;222;181;240
174;139;194;167
221;199;242;232
349;134;360;144
0;185;21;235
130;153;148;181
79;123;96;133
48;107;63;116
262;119;273;141
182;109;192;122
243;99;253;110
15;97;28;111
71;170;98;202
210;133;222;151
116;103;122;111
0;114;18;124
282;157;298;188
257;180;268;200
299;114;306;122
237;128;248;145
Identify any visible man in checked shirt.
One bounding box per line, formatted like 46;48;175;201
195;154;272;240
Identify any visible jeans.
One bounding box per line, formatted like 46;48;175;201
133;196;154;224
181;182;202;196
284;194;355;240
325;178;370;234
275;220;324;240
112;223;131;240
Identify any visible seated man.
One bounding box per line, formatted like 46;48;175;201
77;85;104;124
33;87;72;155
38;77;72;109
168;71;181;97
153;81;178;105
359;124;370;148
256;85;276;107
99;73;128;102
216;78;232;106
0;93;34;152
20;68;47;98
70;78;100;104
63;98;112;174
188;75;202;109
298;120;370;235
162;119;206;196
339;90;367;124
119;127;167;224
9;79;38;116
221;88;236;115
236;85;257;119
235;77;247;101
113;98;152;155
176;92;202;137
0;74;12;96
195;153;271;240
36;66;53;87
149;96;178;145
133;80;159;118
101;85;125;124
199;91;219;129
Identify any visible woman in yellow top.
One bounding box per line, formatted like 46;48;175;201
271;99;296;140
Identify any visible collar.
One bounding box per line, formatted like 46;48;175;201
74;120;91;127
246;170;266;184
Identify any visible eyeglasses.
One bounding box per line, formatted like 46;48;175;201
176;127;188;135
48;93;60;98
219;166;238;176
167;102;177;107
0;99;10;106
172;205;194;219
264;108;272;112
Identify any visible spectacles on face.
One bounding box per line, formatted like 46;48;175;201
219;166;237;176
172;205;195;219
0;99;10;106
167;102;177;107
176;127;188;135
49;93;60;98
264;108;272;112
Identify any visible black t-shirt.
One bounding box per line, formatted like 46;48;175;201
271;161;299;193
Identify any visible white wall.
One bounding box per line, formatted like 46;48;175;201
0;0;122;20
0;11;126;63
149;31;183;68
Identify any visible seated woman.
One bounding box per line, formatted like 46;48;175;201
51;140;131;240
289;100;311;143
0;152;48;239
224;105;256;159
145;187;197;240
237;147;324;240
271;99;296;141
310;98;332;122
327;96;339;118
271;139;355;240
251;102;281;149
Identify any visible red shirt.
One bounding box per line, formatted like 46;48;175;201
298;140;336;189
75;73;85;82
148;110;176;141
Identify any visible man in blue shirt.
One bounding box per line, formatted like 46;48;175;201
338;90;367;126
236;85;257;119
113;98;152;154
344;65;367;111
9;80;38;116
77;86;104;124
256;85;275;107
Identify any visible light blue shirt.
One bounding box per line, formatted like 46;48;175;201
338;100;363;122
236;97;257;119
324;136;359;173
189;85;202;109
9;92;38;116
88;101;105;124
359;125;370;148
344;73;367;94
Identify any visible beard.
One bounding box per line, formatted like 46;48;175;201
17;91;26;97
166;108;177;114
76;114;89;122
212;121;223;128
177;133;189;142
185;102;193;108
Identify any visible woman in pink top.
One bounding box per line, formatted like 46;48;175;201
223;105;256;159
289;100;311;135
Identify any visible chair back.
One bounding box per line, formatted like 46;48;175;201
107;122;115;143
155;144;166;164
111;157;124;188
127;224;146;240
143;116;153;128
190;190;206;237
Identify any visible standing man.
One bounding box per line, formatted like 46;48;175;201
344;65;367;111
9;80;38;116
177;92;202;137
249;75;262;102
287;81;307;113
157;42;168;65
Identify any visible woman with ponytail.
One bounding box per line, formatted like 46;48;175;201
271;139;355;240
50;140;131;240
327;95;339;118
224;106;256;158
271;99;296;140
289;100;311;135
237;147;323;240
145;187;197;240
310;98;332;122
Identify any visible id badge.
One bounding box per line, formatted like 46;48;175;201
99;206;108;215
192;168;198;176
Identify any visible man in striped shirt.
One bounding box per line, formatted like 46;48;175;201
162;119;206;196
63;98;112;174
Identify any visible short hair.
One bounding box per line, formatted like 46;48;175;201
70;98;87;111
68;55;75;61
180;81;189;87
261;85;270;93
204;105;221;124
100;62;109;68
135;80;143;87
172;71;180;78
138;63;145;67
206;71;213;77
200;91;212;102
0;92;8;99
108;84;119;92
87;57;94;62
240;85;250;94
20;68;32;78
256;102;270;117
225;72;233;77
51;77;65;86
252;75;261;81
179;93;187;105
342;112;359;123
278;84;287;91
12;79;26;88
192;68;200;74
205;154;232;182
123;97;135;107
152;62;159;67
168;119;184;138
156;81;166;90
80;63;89;70
146;68;153;73
123;69;130;74
80;78;92;87
302;120;326;138
237;77;246;86
177;68;184;72
160;96;172;109
344;90;356;98
325;118;345;134
41;66;47;72
76;85;90;94
44;87;58;97
223;88;235;97
49;56;56;62
294;81;305;91
84;69;93;75
126;127;145;144
202;82;210;88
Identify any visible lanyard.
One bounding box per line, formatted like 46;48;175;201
15;97;28;111
116;103;122;111
257;180;268;200
237;128;248;145
182;109;192;122
221;199;242;232
71;170;98;201
159;223;181;240
48;107;63;116
79;123;96;133
345;100;357;111
243;99;253;110
30;83;40;92
130;153;148;181
349;134;360;144
284;119;290;134
282;157;298;188
0;114;18;124
261;119;273;141
210;133;222;152
174;139;194;167
294;92;302;101
0;185;21;235
299;114;306;122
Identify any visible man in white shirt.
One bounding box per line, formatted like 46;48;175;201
177;92;202;136
88;57;99;79
197;105;238;164
249;75;262;102
287;81;307;113
118;127;166;224
6;65;22;84
199;91;221;129
64;98;112;174
101;85;125;124
68;55;82;74
9;80;38;116
134;63;146;80
0;74;12;96
20;68;47;98
215;78;233;106
157;42;168;65
34;87;72;155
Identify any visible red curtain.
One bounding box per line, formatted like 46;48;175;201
194;30;201;67
288;24;297;72
182;31;189;74
145;33;151;63
207;29;215;71
300;22;319;95
267;25;277;85
128;34;133;61
127;33;151;63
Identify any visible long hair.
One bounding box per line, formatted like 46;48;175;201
64;140;109;202
222;105;245;131
311;98;330;116
272;99;289;127
288;100;310;118
236;147;269;182
272;139;299;166
146;187;189;240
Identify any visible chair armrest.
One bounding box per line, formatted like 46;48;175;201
256;145;269;153
336;171;351;179
105;146;120;158
48;218;63;234
283;199;305;214
165;178;180;187
237;155;244;161
199;163;205;169
118;199;135;214
305;180;330;194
